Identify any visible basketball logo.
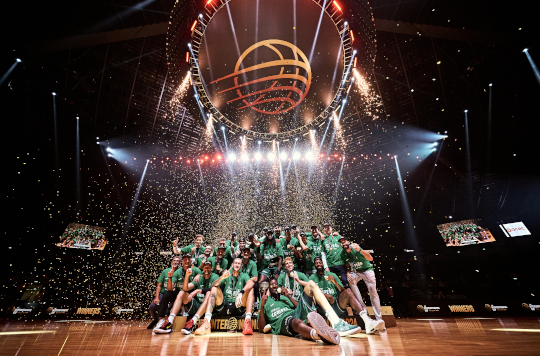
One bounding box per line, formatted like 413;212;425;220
211;40;312;115
227;317;238;331
522;303;530;311
417;305;425;312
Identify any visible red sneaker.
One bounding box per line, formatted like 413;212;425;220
242;319;253;335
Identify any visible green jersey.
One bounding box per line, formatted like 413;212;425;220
322;234;345;268
192;273;219;303
262;295;295;335
277;271;309;301
195;254;212;269
279;237;300;268
171;267;202;292
180;244;205;260
240;259;258;279
305;238;324;272
341;248;373;272
226;240;239;250
156;268;173;294
213;246;233;265
207;256;229;275
222;272;251;304
259;242;284;268
309;271;342;299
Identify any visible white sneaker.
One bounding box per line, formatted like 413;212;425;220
365;319;385;335
152;319;165;333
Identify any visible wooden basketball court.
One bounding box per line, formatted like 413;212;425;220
1;317;540;355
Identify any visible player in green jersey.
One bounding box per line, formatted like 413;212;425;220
213;238;233;267
340;236;384;325
257;230;284;282
208;245;229;275
149;255;180;330
277;257;310;302
310;257;384;334
279;227;300;270
193;258;256;335
195;245;213;269
320;223;350;288
174;234;205;262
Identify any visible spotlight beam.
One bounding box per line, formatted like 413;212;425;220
334;156;345;203
0;61;20;87
524;49;540;87
76;117;81;215
308;0;327;64
464;110;474;216
394;156;419;252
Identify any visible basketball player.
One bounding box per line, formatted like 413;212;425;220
174;234;205;263
213;237;233;266
277;257;309;301
193;258;256;335
148;255;180;329
208;245;229;275
320;223;349;288
279;227;300;270
310;257;384;334
195;245;213;269
257;230;284;283
152;255;181;332
340;236;383;325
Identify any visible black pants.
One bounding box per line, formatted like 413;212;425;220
329;265;350;288
158;290;178;318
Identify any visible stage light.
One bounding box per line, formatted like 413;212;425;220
107;153;113;157
199;14;203;18
344;21;348;27
258;140;262;145
305;151;314;161
16;58;21;63
254;152;262;161
295;137;298;141
221;126;225;130
228;152;237;160
342;99;347;103
191;20;197;31
106;147;112;153
333;1;342;12
523;48;528;53
52;92;56;96
280;151;288;161
206;0;212;4
76;116;79;120
464;109;468;113
188;43;191;47
489;83;492;86
353;49;357;55
432;142;438;146
267;152;276;161
293;151;301;160
241;153;249;162
431;148;437;152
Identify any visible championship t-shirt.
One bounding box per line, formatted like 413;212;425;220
277;271;309;301
213;246;233;265
309;271;342;299
207;256;229;274
171;267;202;292
222;272;251;304
180;244;205;259
262;295;295;335
304;237;324;272
195;254;212;269
259;243;284;268
322;234;345;268
191;273;220;303
157;268;173;294
341;248;373;272
278;237;300;268
240;259;258;279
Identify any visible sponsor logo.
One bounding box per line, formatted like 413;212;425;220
485;304;508;312
113;307;134;315
47;307;69;315
417;305;441;313
76;308;101;315
270;307;290;318
522;303;540;311
227;317;238;331
448;305;475;313
13;308;33;314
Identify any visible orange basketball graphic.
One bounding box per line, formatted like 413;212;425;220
210;40;312;115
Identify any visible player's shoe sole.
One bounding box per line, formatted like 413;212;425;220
307;312;340;345
365;319;385;335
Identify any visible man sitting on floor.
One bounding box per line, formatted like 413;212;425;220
193;258;256;335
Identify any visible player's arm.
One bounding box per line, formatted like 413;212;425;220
183;269;196;292
328;274;344;293
172;238;180;254
281;288;298;308
292;272;309;287
360;249;373;261
153;283;162;304
258;295;268;332
257;246;263;263
166;269;175;291
212;270;230;287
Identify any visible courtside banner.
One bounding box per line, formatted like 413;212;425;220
409;301;537;317
501;222;531;237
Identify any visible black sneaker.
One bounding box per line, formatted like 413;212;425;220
147;320;158;330
154;321;173;334
181;319;196;335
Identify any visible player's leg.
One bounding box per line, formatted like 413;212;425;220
154;291;188;333
348;272;366;309
337;288;384;334
329;265;350;288
194;286;224;335
303;280;360;336
361;270;383;323
241;288;255;335
147;293;163;329
288;315;340;345
181;293;208;335
153;290;177;332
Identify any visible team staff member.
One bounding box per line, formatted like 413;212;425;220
320;223;349;288
259;278;347;344
208;245;229;275
257;230;284;284
195;245;213;269
340;236;384;324
153;255;201;333
148;256;180;329
279;227;300;270
310;257;384;335
152;256;181;332
193;258;256;335
213;238;234;266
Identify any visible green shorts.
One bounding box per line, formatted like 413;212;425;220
185;298;202;315
316;295;347;317
279;292;316;336
261;266;279;278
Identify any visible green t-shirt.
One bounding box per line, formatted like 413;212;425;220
207;256;229;275
213;246;233;265
226;240;239;249
259;242;284;268
278;237;300;268
156;267;172;294
322;234;344;268
171;267;202;292
191;273;220;303
262;295;295;335
277;271;309;301
240;259;258;278
222;272;251;304
305;238;324;272
180;244;205;259
309;271;342;299
195;254;212;269
341;248;373;272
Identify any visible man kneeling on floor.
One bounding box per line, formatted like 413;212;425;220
193;258;256;335
258;277;341;345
